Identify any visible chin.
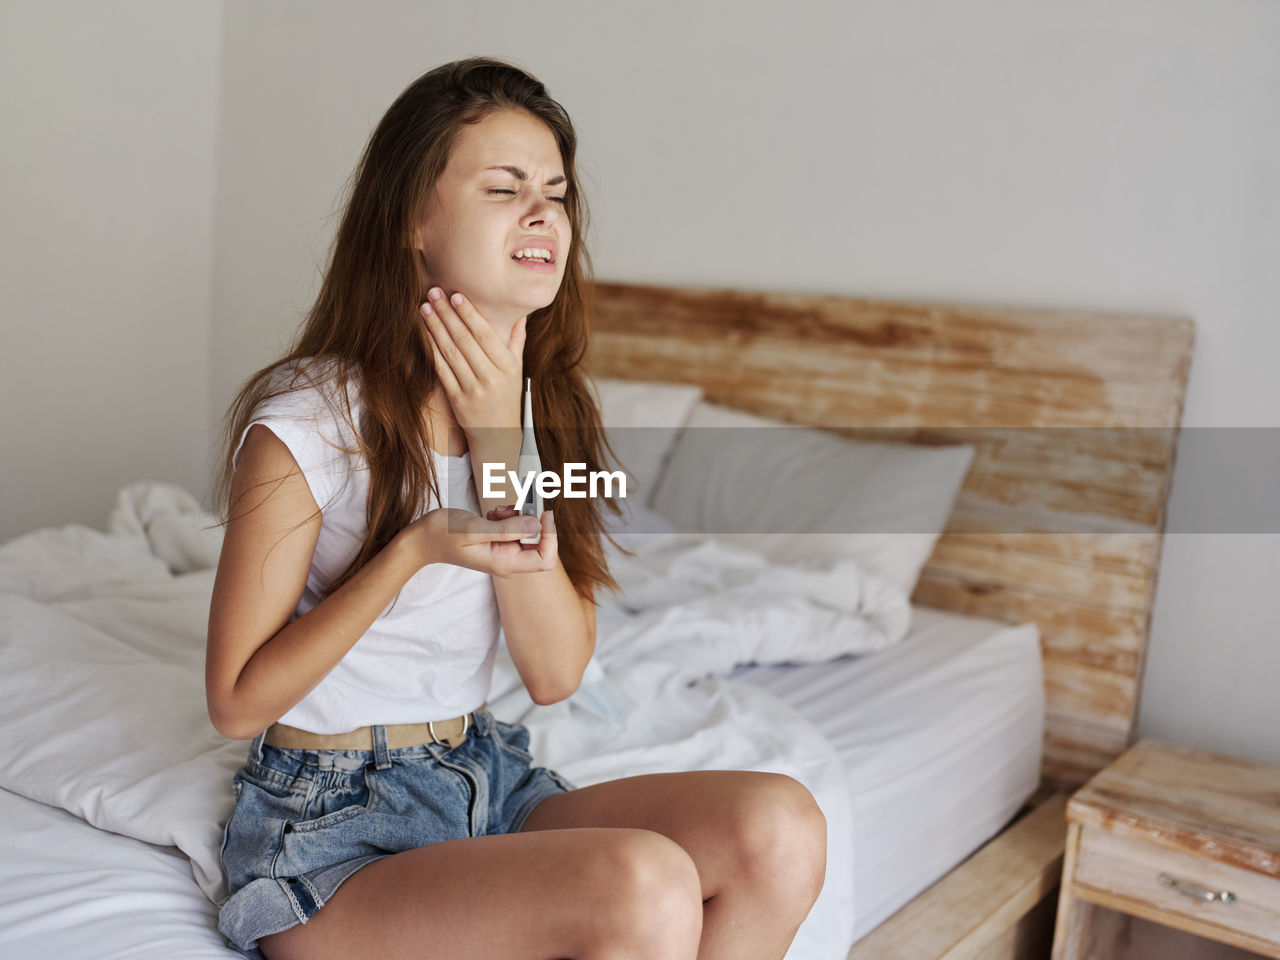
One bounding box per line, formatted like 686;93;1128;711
517;287;561;312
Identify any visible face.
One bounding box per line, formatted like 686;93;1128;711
414;108;571;331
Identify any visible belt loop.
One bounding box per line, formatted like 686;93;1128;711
371;724;392;770
250;728;267;763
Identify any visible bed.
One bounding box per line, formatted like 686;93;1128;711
0;280;1193;960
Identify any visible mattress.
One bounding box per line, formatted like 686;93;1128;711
726;604;1045;940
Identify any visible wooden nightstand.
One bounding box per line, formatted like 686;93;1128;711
1052;738;1280;959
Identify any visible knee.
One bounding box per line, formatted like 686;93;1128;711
730;774;827;906
586;829;703;957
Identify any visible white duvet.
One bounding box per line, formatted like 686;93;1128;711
0;482;912;960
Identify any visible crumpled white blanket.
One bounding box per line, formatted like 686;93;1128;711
0;481;912;960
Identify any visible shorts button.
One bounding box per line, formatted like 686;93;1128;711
283;823;293;833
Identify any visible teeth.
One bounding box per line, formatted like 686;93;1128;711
513;247;553;262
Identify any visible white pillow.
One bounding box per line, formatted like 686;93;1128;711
648;401;974;595
589;377;703;512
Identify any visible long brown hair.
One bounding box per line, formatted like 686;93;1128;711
213;57;622;602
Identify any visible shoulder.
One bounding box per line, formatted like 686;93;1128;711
232;357;364;508
233;423;322;513
258;357;360;422
244;358;364;457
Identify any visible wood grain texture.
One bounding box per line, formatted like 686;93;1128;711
585;281;1194;788
1073;825;1280;950
1057;742;1280;959
1068;740;1280;878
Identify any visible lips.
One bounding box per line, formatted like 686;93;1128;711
511;256;557;274
509;237;559;263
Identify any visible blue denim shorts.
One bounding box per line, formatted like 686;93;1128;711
217;707;576;952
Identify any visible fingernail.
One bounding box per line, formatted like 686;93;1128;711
421;302;432;314
450;293;464;306
429;287;442;301
523;519;540;534
547;511;555;531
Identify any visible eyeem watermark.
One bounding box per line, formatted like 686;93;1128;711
483;462;628;509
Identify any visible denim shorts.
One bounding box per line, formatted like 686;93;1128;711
217;707;576;952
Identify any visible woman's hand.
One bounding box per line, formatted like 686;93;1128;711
404;506;557;578
484;503;559;556
419;288;527;433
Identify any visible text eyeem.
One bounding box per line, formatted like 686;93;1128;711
482;462;628;510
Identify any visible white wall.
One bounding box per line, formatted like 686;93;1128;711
0;0;220;539
209;1;1280;765
4;0;1278;765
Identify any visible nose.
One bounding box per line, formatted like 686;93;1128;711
521;194;561;229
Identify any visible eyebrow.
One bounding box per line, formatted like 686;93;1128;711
483;165;567;187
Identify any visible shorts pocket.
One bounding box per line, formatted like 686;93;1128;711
288;762;378;833
491;718;536;765
240;758;312;803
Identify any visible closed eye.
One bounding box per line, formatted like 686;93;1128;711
489;189;567;204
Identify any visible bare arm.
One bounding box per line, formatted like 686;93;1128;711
419;287;595;705
205;425;425;739
205;424;546;739
494;561;595;705
479;500;596;705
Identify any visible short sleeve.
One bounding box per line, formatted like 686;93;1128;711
231;375;357;512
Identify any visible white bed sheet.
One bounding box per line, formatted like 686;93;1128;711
0;786;251;959
728;605;1045;940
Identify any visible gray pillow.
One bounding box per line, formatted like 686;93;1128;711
649;401;974;595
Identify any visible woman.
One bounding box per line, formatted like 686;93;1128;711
207;57;826;960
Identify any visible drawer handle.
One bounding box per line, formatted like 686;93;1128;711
1158;872;1238;905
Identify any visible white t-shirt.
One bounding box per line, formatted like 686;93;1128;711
231;359;499;733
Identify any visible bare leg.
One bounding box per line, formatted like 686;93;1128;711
258;826;704;960
519;771;828;960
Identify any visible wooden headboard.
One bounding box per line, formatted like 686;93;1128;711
584;281;1194;791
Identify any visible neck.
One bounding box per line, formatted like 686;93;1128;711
469;297;524;344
